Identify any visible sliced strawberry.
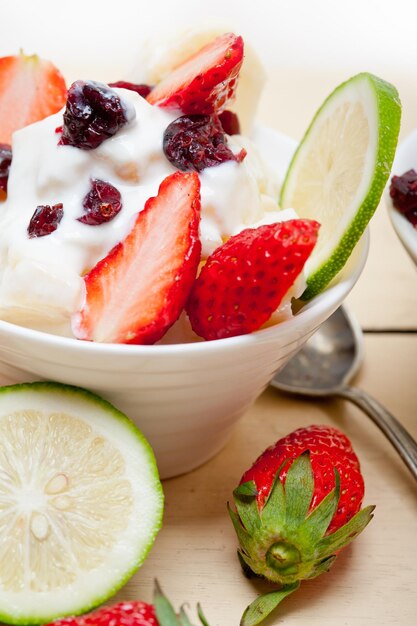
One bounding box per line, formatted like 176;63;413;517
0;51;67;143
147;33;244;114
186;219;320;340
46;601;158;626
73;171;201;345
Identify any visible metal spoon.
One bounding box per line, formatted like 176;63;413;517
270;305;417;481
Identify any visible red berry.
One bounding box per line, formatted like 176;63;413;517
186;219;319;340
241;425;364;533
78;179;122;225
163;114;246;172
60;80;131;150
0;142;12;196
229;425;374;622
45;601;158;626
109;81;153;98
27;203;64;238
147;33;244;114
390;169;417;227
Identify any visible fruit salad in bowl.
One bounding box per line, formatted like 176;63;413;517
0;33;400;477
387;127;417;265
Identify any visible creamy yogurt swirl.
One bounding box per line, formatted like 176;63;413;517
0;88;300;339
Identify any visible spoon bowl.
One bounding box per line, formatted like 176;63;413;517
271;306;417;481
271;306;363;395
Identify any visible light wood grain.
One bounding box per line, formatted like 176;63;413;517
112;335;417;626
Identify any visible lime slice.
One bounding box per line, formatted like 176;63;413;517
0;382;163;625
280;72;401;300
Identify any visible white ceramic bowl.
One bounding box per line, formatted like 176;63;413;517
386;127;417;265
0;128;369;479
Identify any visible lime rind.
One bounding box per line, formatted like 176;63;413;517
280;72;401;300
0;381;164;625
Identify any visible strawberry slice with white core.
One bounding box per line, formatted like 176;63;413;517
73;171;201;344
0;51;67;144
147;33;244;114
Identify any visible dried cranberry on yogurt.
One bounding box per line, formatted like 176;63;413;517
28;204;64;238
78;179;122;225
60;80;134;150
163;114;246;173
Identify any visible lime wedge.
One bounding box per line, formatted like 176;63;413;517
280;72;401;300
0;382;163;625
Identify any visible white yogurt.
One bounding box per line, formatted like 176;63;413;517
0;87;300;339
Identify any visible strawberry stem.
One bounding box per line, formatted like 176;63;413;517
266;541;301;574
284;452;314;529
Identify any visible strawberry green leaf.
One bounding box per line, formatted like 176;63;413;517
238;549;261;579
317;505;375;558
154;580;181;625
227;502;254;556
237;549;258;578
284;453;314;529
233;484;261;535
240;582;300;626
197;604;211;626
304;555;337;579
179;606;194;626
299;469;340;547
260;470;286;530
235;481;259;497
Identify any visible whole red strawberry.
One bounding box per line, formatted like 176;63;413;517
186;219;319;340
229;425;374;625
46;581;211;626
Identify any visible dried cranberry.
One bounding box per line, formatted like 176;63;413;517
78;179;122;225
0;143;12;196
60;80;132;150
163;114;246;173
108;81;153;98
218;110;241;135
28;204;64;238
390;169;417;227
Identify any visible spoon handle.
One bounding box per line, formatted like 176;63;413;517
338;385;417;482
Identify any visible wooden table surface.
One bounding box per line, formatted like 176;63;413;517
1;10;417;623
112;68;417;624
